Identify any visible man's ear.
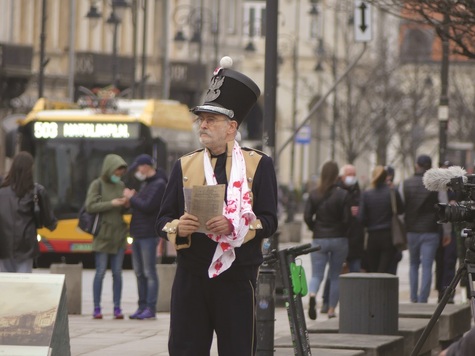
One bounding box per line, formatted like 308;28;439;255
228;120;238;133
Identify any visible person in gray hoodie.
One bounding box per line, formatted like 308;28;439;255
86;154;128;319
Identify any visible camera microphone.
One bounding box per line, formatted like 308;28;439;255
423;166;467;191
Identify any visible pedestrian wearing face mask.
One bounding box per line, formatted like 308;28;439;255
123;154;168;320
319;164;365;314
337;164;365;272
86;154;129;319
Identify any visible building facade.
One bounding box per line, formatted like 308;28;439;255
3;0;472;191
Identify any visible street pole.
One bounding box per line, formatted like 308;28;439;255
263;0;278;159
68;0;76;102
38;0;47;98
112;19;119;88
140;0;148;98
160;0;170;99
330;8;339;161
256;1;278;354
197;0;204;66
132;0;138;98
213;1;220;65
287;0;301;223
438;14;450;167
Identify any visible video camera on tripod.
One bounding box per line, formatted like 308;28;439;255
424;165;475;258
411;166;475;356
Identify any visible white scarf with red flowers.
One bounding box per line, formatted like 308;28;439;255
204;140;256;278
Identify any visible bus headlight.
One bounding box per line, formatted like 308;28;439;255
127;236;134;245
37;234;42;242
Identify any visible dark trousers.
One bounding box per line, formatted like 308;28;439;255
169;264;257;356
366;229;398;274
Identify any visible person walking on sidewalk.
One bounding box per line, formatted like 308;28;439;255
319;163;364;314
123;154;167;320
401;154;451;303
87;154;129;319
358;166;404;274
304;161;351;320
156;58;278;356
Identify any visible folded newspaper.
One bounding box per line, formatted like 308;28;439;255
183;184;225;233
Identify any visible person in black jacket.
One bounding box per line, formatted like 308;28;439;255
319;164;364;314
123;154;167;320
401;154;451;303
304;160;351;320
358;166;404;274
155;59;278;355
0;151;57;272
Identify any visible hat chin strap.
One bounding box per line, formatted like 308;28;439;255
194;105;234;119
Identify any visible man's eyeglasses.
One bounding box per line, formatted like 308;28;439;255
193;117;230;127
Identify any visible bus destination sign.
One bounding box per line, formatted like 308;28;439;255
33;121;140;139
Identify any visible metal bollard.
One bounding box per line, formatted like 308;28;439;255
255;266;276;356
50;262;83;315
256;235;277;355
156;263;177;312
339;273;398;335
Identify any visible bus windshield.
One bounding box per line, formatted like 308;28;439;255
32;137;146;219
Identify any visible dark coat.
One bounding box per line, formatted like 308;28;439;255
156;150;278;279
402;173;439;233
359;184;404;231
129;171;167;239
304;185;351;239
0;184;57;260
86;154;128;254
336;180;365;261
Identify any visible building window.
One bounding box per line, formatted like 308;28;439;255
400;28;434;63
225;0;237;35
243;1;266;38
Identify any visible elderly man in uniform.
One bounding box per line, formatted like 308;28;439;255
156;57;278;356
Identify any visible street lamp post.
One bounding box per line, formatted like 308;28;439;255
172;3;220;66
438;14;450;167
86;0;130;88
38;0;48;98
277;31;300;223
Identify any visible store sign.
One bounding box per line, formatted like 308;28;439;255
33;121;139;139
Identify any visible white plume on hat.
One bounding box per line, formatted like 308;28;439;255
219;56;233;68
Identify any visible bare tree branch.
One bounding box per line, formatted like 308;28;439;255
368;0;475;59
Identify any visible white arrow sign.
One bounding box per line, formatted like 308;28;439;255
354;0;372;42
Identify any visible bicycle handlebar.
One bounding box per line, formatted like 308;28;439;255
262;243;321;263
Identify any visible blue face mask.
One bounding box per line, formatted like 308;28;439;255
110;175;121;184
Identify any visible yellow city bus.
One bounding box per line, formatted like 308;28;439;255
5;96;198;266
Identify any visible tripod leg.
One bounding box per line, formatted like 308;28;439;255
465;263;475;324
410;262;465;356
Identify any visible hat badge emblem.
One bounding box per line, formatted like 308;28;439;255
204;75;225;102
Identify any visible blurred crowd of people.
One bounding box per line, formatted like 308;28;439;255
303;155;459;321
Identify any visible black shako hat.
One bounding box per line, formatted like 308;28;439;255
191;56;261;126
